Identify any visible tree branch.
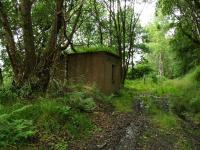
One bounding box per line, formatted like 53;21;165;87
0;1;22;81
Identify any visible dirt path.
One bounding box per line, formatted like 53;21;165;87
69;95;200;150
83;99;149;150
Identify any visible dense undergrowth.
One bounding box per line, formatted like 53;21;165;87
0;83;103;149
127;66;200;124
0;67;200;149
123;67;200;149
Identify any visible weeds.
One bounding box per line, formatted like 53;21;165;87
73;45;117;55
152;112;179;130
0;85;97;148
110;88;136;112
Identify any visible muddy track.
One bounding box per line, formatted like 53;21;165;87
69;95;200;150
84;99;148;150
179;115;200;148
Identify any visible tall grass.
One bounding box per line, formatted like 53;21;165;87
126;66;200;124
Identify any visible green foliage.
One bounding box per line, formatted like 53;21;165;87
128;66;200;124
193;67;200;82
189;98;200;113
65;113;94;137
39;100;70;117
66;92;96;112
110;88;135;112
157;0;200;74
0;87;97;148
128;63;153;80
0;88;17;104
145;14;182;78
0;113;36;147
153;112;179;130
17;82;33;98
54;139;68;150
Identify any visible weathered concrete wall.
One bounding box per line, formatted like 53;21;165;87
67;52;105;88
54;52;121;94
102;53;121;94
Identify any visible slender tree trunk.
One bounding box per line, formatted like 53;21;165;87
109;0;113;47
131;50;134;79
93;0;103;45
158;53;164;76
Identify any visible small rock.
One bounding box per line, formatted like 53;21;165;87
97;142;107;149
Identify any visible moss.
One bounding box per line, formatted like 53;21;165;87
71;46;118;55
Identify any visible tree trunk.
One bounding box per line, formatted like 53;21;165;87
20;0;36;82
0;1;22;84
0;0;85;94
93;0;103;45
34;0;64;92
109;0;113;47
158;53;164;76
131;50;134;79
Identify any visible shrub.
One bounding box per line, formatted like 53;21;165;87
194;113;200;124
17;82;32;98
67;92;96;112
172;99;188;115
0;88;17;104
194;67;200;82
65;113;93;137
54;139;68;150
37;100;71;132
189;97;200;113
0;115;36;147
127;64;153;80
153;112;179;129
111;88;135;112
10;104;41;121
39;100;70;117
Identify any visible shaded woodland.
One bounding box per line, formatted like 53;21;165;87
0;0;200;149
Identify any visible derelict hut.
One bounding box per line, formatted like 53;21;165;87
54;51;122;94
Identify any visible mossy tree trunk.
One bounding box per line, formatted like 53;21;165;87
0;0;64;92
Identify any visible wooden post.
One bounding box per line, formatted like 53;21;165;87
0;68;3;88
143;74;146;84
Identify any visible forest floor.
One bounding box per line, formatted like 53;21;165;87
1;70;200;149
69;79;200;150
74;95;199;150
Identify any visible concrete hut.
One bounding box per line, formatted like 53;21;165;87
54;51;121;94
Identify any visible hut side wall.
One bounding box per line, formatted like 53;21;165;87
102;54;121;94
54;52;121;94
67;53;105;91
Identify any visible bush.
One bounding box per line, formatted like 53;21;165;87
65;113;94;137
127;64;153;80
189;97;200;113
153;112;179;130
39;100;70;117
193;67;200;82
66;92;96;112
0;88;17;104
0;114;36;147
111;88;135;112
